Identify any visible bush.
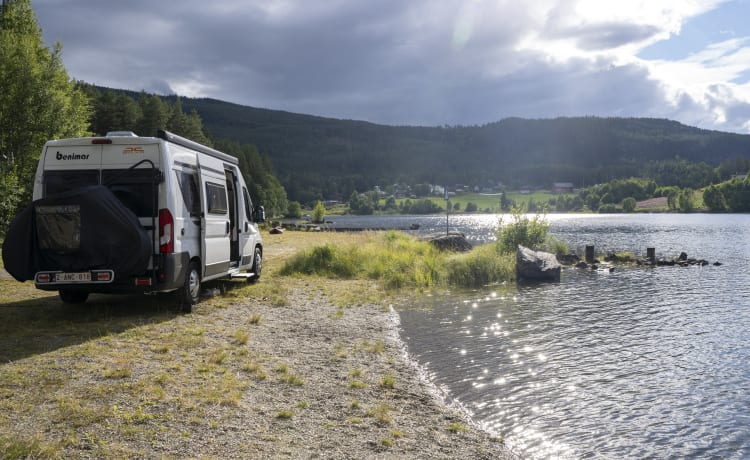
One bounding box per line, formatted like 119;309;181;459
496;207;549;253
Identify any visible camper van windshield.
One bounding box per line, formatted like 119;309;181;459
102;169;157;217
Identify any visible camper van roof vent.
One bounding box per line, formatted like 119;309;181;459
106;131;138;137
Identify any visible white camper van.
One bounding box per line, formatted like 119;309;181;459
8;130;264;312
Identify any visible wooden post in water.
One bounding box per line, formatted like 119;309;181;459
585;245;595;263
647;247;656;264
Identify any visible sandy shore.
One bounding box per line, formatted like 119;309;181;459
169;280;519;458
0;230;520;458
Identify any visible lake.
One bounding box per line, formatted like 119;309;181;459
332;213;750;459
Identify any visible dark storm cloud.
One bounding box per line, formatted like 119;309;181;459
31;0;750;132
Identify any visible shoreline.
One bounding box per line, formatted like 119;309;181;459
0;272;518;458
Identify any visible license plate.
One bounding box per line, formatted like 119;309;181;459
56;272;91;283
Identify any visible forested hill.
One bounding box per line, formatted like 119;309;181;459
175;96;750;202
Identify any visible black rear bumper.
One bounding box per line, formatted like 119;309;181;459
34;252;190;295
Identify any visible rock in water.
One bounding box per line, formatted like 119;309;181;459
516;245;561;282
427;233;473;252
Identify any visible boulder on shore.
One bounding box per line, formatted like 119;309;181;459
517;245;561;282
426;233;473;252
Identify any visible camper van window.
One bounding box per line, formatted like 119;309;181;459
243;187;253;221
176;170;200;215
102;169;158;217
206;182;228;214
44;170;99;196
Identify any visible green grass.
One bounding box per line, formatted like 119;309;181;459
279;231;516;290
395;191;557;213
446;422;468;433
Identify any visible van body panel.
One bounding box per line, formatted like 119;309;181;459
23;131;263;300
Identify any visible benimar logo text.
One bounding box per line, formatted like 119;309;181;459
56;151;89;160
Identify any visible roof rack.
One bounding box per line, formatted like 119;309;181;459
157;129;238;165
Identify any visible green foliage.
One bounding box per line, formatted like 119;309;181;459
215;140;288;218
621;197;637;212
280;243;360;278
496;207;550;253
400;198;443;214
702;185;727;212
0;0;90;233
279;229;527;289
311;201;326;223
678;188;695;212
286;201;302;218
279;231;517;289
445;244;516;287
348;191;375;215
712;177;750;212
86;87;210;143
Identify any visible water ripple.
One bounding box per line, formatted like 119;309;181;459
398;215;750;459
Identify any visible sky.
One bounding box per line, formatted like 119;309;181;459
32;0;750;133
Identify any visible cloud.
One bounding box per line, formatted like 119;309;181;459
32;0;750;132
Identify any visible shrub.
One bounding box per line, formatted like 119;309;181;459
496;207;549;253
311;201;326;223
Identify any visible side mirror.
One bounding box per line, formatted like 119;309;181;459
253;205;265;223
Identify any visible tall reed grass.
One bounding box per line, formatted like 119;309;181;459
279;231;515;290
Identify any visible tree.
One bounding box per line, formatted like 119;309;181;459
311;201;326;224
621;197;637;213
216;140;288;217
137;93;169;137
678;188;695;212
702;185;727;212
286;201;302;218
0;0;90;233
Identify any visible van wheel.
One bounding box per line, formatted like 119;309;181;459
249;247;262;283
59;290;89;304
178;262;200;313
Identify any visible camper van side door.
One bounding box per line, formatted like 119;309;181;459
197;157;231;278
239;186;258;268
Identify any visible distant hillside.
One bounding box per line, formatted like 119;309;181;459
172;97;750;201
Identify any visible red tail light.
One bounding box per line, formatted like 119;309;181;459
159;208;174;253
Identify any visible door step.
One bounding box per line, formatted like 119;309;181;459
229;272;256;279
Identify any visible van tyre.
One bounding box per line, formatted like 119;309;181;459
59;289;89;304
178;262;201;313
249;247;262;283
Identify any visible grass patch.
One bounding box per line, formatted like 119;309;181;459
231;329;250;345
446;422;468;433
361;340;385;354
368;403;392;425
279;230;517;290
379;374;396;389
0;435;57;459
276;409;294;419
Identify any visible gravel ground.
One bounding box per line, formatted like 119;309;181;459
160;284;520;459
0;229;521;458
